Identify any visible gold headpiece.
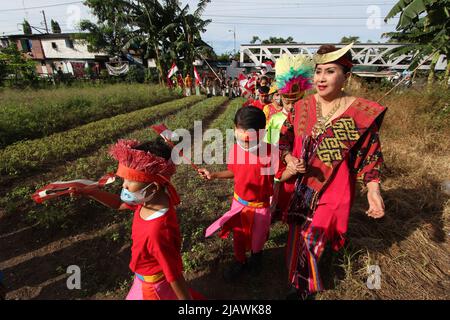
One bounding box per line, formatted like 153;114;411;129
313;42;354;66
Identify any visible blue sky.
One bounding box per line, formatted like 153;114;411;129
0;0;401;54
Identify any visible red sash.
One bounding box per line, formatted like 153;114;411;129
289;96;387;219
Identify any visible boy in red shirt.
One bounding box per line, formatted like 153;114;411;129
242;86;270;110
72;138;200;300
198;107;278;281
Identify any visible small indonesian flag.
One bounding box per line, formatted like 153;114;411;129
32;173;116;204
151;123;179;143
261;60;275;74
193;66;201;84
167;62;178;79
151;123;200;171
246;75;257;91
239;74;257;98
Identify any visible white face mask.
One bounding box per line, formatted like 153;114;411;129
236;139;261;152
234;131;262;152
120;183;157;205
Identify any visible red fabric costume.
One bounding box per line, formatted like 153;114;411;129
285;94;386;297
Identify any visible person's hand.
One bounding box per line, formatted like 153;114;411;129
69;187;89;198
198;168;213;180
270;182;280;214
286;158;306;175
366;189;385;219
284;153;299;166
296;159;306;174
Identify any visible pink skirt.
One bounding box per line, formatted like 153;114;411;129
126;276;177;300
205;199;271;253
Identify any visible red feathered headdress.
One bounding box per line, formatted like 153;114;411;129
109;139;180;205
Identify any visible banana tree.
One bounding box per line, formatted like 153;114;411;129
174;0;212;77
79;0;135;57
384;0;450;86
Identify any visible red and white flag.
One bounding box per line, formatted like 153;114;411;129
167;62;178;79
151;123;178;143
151;123;200;171
260;60;275;74
239;74;257;98
193;66;202;84
32;173;116;204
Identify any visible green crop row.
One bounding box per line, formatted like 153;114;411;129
1;96;229;221
209;98;243;136
0;95;204;176
0;84;180;148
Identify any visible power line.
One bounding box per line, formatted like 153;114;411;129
208;2;396;8
0;28;81;35
209;21;397;27
205;4;396;14
0;1;83;13
205;0;397;6
205;14;398;20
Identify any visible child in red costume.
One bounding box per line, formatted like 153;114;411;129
198;107;278;282
71;138;202;300
242;86;270;110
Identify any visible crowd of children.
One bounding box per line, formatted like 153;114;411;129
169;68;275;100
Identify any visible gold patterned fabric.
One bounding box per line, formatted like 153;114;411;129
316;118;360;166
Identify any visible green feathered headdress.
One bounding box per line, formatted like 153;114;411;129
275;54;314;101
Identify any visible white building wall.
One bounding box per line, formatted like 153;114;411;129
41;38;106;59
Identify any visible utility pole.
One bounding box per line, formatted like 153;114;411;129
41;10;49;34
228;26;236;55
233;26;236;55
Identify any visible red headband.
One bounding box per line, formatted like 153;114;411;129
116;164;180;205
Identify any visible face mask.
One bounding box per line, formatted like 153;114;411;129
275;97;281;104
120;183;156;205
234;131;262;152
236;140;261;152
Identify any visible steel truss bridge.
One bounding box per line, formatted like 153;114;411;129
240;43;447;71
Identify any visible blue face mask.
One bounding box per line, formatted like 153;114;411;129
120;184;155;205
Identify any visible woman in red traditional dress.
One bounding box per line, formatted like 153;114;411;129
280;43;386;299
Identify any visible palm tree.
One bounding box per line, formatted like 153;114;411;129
124;0;169;83
79;0;134;57
384;0;450;87
23;19;32;35
51;20;62;34
173;0;212;77
82;0;212;84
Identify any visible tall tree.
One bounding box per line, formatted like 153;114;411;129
22;19;32;35
250;36;261;44
340;36;360;44
0;43;36;86
82;0;211;84
383;0;450;87
174;0;212;76
77;0;133;57
51;19;62;34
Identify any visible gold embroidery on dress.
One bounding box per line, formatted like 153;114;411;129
316;118;360;166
